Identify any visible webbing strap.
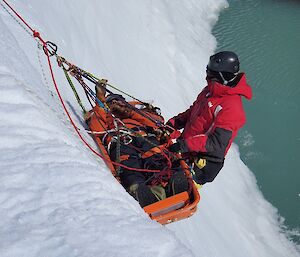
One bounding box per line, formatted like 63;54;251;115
115;125;121;175
141;145;166;159
63;67;86;114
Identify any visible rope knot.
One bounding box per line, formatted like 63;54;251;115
33;30;40;38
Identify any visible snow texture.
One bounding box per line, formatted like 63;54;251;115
0;1;299;257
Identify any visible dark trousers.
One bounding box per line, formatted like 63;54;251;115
193;160;224;185
109;135;189;196
109;135;161;189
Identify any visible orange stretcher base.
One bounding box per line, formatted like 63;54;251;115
144;189;199;224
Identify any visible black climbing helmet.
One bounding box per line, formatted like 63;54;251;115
206;51;240;86
207;51;239;74
105;94;126;104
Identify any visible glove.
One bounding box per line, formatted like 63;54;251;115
165;118;175;133
168;142;181;153
165;120;181;140
168;139;189;153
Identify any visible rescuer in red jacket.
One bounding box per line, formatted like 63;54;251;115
167;51;252;185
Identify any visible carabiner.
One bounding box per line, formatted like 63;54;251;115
43;41;58;56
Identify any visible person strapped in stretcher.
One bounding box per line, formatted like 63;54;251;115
85;82;189;207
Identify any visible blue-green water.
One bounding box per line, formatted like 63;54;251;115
213;0;300;243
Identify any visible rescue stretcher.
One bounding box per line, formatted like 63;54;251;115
89;121;200;225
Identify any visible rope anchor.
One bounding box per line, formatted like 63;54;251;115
43;41;58;56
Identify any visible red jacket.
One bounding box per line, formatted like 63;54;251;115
170;73;252;162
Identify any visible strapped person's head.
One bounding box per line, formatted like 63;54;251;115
105;94;126;105
106;94;132;119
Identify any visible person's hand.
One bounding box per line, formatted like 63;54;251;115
168;139;188;154
95;79;107;102
165;118;175;133
168;142;181;153
164;119;181;140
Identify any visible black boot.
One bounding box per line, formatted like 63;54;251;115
136;184;158;207
168;171;189;196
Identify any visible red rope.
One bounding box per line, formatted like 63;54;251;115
2;0;46;44
2;0;34;32
2;0;163;173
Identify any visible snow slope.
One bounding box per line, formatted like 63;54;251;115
0;1;299;257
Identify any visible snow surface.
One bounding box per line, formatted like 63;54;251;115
0;1;299;257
